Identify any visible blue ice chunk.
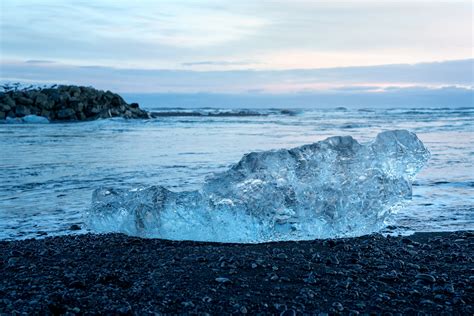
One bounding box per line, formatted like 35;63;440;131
87;130;430;242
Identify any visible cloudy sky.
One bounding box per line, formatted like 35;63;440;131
0;0;473;100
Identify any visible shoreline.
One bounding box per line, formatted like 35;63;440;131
1;231;472;314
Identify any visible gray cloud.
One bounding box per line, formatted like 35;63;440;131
1;59;471;94
182;61;258;67
24;60;56;64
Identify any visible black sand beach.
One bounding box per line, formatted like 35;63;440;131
1;231;472;314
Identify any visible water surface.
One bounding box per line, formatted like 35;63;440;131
0;107;472;240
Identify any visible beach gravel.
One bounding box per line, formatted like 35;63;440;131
0;231;472;314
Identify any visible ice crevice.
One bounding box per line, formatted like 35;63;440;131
87;130;430;243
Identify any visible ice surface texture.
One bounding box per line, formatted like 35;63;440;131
87;130;430;242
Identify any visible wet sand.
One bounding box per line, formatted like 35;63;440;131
0;231;472;314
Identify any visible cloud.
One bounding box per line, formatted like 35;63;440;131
0;1;471;70
1;59;472;94
182;61;258;67
24;60;56;64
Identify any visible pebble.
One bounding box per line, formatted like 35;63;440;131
332;302;344;311
303;272;318;284
415;273;436;283
215;277;231;284
69;224;81;231
276;253;288;259
7;257;20;267
280;309;296;316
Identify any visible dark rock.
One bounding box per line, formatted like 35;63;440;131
40;109;51;119
7;257;20;267
57;108;76;120
69;100;84;112
29;106;41;115
14;105;30;117
303;272;318;284
215;277;231;283
68;280;86;289
99;109;112;119
276;253;288;259
326;255;339;265
332;302;344;311
415;273;436;283
69;224;81;231
16;96;33;105
0;85;150;121
90;105;102;114
78;112;87;120
35;93;49;107
280;309;296;316
2;95;16;107
0;103;11;112
69;86;81;97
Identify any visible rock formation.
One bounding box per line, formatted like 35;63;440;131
0;85;150;121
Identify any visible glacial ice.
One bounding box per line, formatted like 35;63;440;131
4;115;49;124
87;130;430;242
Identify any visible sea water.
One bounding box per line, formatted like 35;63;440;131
0;107;472;240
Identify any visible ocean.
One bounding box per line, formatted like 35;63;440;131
0;107;473;240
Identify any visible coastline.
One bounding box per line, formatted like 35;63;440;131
1;231;472;314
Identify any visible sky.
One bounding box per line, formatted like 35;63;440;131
0;0;473;106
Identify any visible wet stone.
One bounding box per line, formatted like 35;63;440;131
415;273;437;283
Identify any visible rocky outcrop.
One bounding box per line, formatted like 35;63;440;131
0;85;150;121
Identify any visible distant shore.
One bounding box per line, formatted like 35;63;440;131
1;231;472;314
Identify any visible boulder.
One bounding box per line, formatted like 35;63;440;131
124;110;132;118
0;103;11;112
15;105;31;117
69;100;84;112
35;93;48;107
57;108;76;120
78;112;87;120
29;107;41;115
2;95;16;108
90;104;102;114
99;109;112;119
16;96;33;106
40;109;51;120
69;86;81;97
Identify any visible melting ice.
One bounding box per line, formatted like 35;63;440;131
87;130;430;242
